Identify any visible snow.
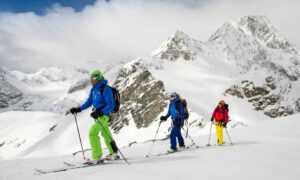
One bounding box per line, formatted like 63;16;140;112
0;114;299;180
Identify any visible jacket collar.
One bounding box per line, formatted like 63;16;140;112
93;79;108;89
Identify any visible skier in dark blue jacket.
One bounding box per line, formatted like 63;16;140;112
160;92;185;152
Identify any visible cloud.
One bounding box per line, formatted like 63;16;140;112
0;0;299;72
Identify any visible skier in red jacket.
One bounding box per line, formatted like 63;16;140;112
211;100;229;145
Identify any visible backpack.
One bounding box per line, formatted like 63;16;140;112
214;103;229;119
175;97;189;120
100;85;120;113
224;104;229;111
181;99;189;120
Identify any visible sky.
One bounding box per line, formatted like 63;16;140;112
0;0;299;72
0;0;98;15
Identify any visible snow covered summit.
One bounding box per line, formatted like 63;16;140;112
151;30;203;61
209;16;300;80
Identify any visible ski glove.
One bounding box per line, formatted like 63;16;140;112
90;109;103;120
211;117;214;122
160;116;167;121
223;123;227;128
70;107;81;114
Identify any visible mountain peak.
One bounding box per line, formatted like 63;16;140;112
210;16;298;54
151;30;195;61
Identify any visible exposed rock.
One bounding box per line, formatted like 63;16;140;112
110;59;169;133
0;68;23;109
0;142;5;147
224;85;244;99
241;80;269;98
225;77;296;118
265;76;276;90
68;78;90;93
264;106;294;118
49;125;57;132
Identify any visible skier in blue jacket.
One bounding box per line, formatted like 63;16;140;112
160;92;185;152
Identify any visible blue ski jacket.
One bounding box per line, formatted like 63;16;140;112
80;80;115;115
165;97;185;122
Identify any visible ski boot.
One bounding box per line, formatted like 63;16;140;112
83;158;104;165
104;153;120;161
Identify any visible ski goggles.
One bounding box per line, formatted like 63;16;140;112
169;95;176;100
90;77;98;81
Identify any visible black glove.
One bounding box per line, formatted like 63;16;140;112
211;117;214;122
160;116;167;121
90;109;103;120
70;107;81;114
223;123;227;128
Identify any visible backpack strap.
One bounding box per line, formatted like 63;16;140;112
100;84;107;95
175;100;181;114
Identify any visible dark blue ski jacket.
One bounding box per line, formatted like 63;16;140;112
80;80;115;115
165;97;185;123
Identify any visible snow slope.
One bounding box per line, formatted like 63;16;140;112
0;114;299;180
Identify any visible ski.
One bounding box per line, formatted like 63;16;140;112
63;161;75;166
35;161;110;175
206;141;233;147
146;144;200;157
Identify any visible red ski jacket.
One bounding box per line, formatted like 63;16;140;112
211;106;229;123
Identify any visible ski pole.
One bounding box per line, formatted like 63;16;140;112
224;127;234;145
97;120;131;165
206;122;213;146
146;121;162;157
66;111;86;160
185;120;189;138
181;127;199;148
185;126;189;138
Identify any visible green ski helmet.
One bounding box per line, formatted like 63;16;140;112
90;70;104;82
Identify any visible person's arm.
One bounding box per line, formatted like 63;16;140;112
224;109;229;123
211;107;217;121
80;90;93;111
101;86;115;115
164;105;171;119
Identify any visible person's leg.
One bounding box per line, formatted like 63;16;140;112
176;126;185;147
216;122;223;145
98;115;115;155
89;122;103;160
170;126;177;150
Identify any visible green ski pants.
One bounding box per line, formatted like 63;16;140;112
89;115;115;160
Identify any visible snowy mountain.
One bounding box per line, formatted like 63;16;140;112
0;68;23;108
0;16;300;163
151;30;204;61
208;16;300;80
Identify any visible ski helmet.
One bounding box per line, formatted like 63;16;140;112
169;92;178;98
90;70;104;82
219;100;225;105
